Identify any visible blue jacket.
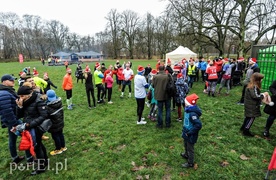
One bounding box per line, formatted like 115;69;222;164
182;105;202;144
0;84;19;128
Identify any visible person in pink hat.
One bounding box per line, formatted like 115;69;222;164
181;93;202;168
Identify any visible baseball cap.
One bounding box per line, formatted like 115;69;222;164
1;74;15;82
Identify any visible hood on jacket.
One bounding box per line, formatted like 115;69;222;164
185;105;202;117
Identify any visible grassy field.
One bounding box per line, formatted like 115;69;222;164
0;60;276;179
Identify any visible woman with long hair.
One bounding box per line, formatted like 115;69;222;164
240;73;269;136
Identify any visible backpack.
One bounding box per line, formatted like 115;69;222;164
166;74;176;98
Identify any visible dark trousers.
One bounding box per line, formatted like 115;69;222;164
201;70;206;81
104;83;108;98
265;115;276;131
51;129;65;150
65;89;72;99
136;98;145;121
35;128;48;167
157;99;171;127
239;85;247;103
184;140;195;165
107;87;113;102
122;80;131;93
241;117;256;130
96;84;105;101
86;86;96;107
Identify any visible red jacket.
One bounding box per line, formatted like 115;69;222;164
206;66;218;80
19;131;36;157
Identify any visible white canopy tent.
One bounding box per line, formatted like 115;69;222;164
165;46;197;66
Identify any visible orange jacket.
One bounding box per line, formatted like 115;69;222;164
62;73;73;90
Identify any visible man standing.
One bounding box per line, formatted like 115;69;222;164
94;62;105;103
62;68;74;109
120;63;134;98
152;65;171;128
144;64;152;83
0;74;26;164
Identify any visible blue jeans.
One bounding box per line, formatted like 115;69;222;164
51;129;65;150
8;126;32;159
157;99;171;127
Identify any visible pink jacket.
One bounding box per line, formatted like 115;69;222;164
106;76;114;88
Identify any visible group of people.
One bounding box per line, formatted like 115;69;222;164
0;73;66;175
1;55;275;174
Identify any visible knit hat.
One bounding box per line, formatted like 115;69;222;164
66;68;72;73
85;67;91;72
238;57;244;61
95;62;100;69
173;65;182;72
185;93;199;106
177;73;183;79
47;89;57;102
224;58;229;61
1;74;15;82
249;57;257;63
17;85;33;95
137;65;145;72
33;70;39;76
150;69;157;75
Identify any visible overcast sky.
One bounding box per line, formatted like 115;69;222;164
0;0;168;36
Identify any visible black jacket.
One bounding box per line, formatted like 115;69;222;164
16;93;48;129
47;97;64;133
264;81;276;115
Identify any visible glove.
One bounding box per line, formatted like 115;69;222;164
16;123;26;133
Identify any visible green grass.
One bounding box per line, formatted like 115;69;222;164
0;60;276;179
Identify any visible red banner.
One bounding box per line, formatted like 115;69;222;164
19;54;24;63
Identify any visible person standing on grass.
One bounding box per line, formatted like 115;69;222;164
147;69;158;121
237;58;260;105
218;58;235;96
43;72;57;93
134;65;149;125
46;90;67;156
175;73;189;122
187;60;197;88
62;68;74;110
152;65;171;128
94;62;105;103
0;74;32;165
33;71;48;94
181;93;202;168
84;67;96;109
116;65;124;92
240;73;270;137
14;85;49;175
263;80;276;137
205;60;218;97
105;69;114;104
120;63;134;98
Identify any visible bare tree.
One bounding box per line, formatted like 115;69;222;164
105;9;122;59
120;10;140;59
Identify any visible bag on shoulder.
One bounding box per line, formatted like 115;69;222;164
38;119;52;133
166;74;176;98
